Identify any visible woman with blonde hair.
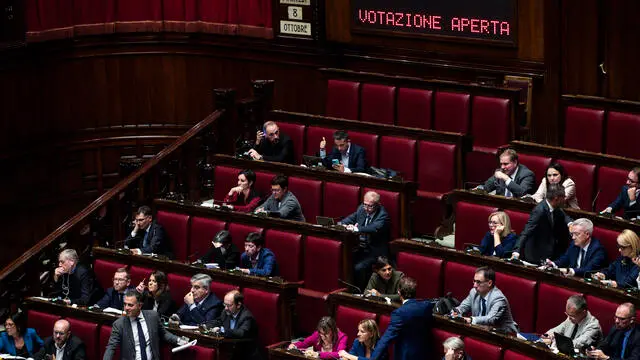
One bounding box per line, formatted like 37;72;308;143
593;230;640;288
339;319;387;360
479;211;517;258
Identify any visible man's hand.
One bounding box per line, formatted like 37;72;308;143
247;149;262;161
130;249;142;255
212;327;220;333
601;207;613;214
593;272;606;281
255;130;264;145
365;289;380;296
586;348;609;359
177;336;190;346
54;266;66;281
132;223;140;234
463;317;472;324
333;163;345;172
184;292;194;305
541;333;553;345
287;343;297;350
629;186;637;202
444;348;456;360
240;269;250;275
320;137;326;150
494;170;510;182
63;299;71;305
254;207;266;214
511;252;520;260
345;224;356;231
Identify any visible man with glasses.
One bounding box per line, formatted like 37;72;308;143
208;290;261;360
254;174;305;222
248;121;294;164
125;205;174;259
475;149;535;197
587;302;640;359
176;273;222;326
451;267;518;333
543;218;607;277
340;191;391;290
50;249;103;306
541;295;602;349
601;167;640;220
34;319;86;360
94;267;135;310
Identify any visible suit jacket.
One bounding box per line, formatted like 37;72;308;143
455;286;519;333
125;221;174;259
240;247;279;276
0;328;43;356
482;163;535;197
50;264;103;306
200;243;241;270
321;143;368;173
479;232;518;258
208;306;262;360
365;270;404;302
514;201;573;264
176;292;222;325
341;205;391;258
553;238;608;277
96;286;135;309
258;191;305;222
598;325;640;360
253;133;294;164
370;299;434;360
602;256;640;289
103;310;179;360
349;338;388;360
546;311;602;349
142;291;178;319
34;334;86;360
609;185;640;220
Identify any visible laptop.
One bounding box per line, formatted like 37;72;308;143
316;216;335;226
303;155;324;168
554;332;576;356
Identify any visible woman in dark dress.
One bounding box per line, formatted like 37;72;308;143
136;270;178;318
479;211;518;258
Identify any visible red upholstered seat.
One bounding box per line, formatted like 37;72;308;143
364;187;401;238
264;229;303;282
396;252;443;299
443;262;476;301
156;211;189;261
326;80;360;120
464;336;503;360
129;266;153;286
557;159;596;211
348;131;379;168
243;288;282;346
254;170;275;197
504;209;530;235
432;330;461;359
495;272;537;332
213;165;240;201
335;305;376;341
66;318;98;360
503;350;536;360
209;281;237;301
360;84;396;125
189;217;227;261
277;122;305;165
465;150;499;186
535;283;581;333
27;310;60;337
196;0;228;24
378;314;395;359
592;226;618;262
379;136;417;181
323;183;361;221
585;295;618;336
596;166;629;214
99;325;120;360
564;106;605;153
94;259;126;290
227;223;264;252
167;273;192;306
606;111;640;159
434;91;471;134
454;202;497;250
288;177;322;222
304;126;337;157
170;345;216;360
397;88;433;130
518;154;552;186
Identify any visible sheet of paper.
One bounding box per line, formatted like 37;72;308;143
179;325;199;330
171;339;197;353
103;307;124;315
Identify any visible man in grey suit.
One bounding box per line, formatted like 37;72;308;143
477;149;535;197
103;290;188;360
254;174;305;222
541;295;602;349
452;267;518;333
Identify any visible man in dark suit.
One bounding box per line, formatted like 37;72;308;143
95;267;135;310
103;290;187;360
34;319;86;360
370;277;434;360
125;205;173;259
477;149;535;197
601;167;640;220
209;290;262;360
176;273;222;326
248;121;294;164
239;232;279;277
198;230;241;270
50;249;103;306
546;218;608;277
339;191;391;290
319;130;368;173
587;302;640;359
512;183;572;264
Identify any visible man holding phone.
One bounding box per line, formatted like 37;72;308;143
319;130;368;173
247;121;294;164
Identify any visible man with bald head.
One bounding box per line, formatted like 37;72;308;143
208;290;261;360
34;319;86;360
588;302;640;359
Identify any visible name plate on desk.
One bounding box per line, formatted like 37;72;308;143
274;0;322;40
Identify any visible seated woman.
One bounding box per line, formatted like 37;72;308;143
338;319;387;360
364;256;404;302
223;169;261;212
288;316;348;359
479;211;518;258
528;162;579;209
593;230;640;289
0;313;43;357
136;270;178;318
442;336;472;360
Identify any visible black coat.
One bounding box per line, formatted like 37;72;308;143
125;222;174;259
599;325;640;360
209;306;262;360
199;243;241;270
34;335;86;360
50;264;103;306
515;201;572;264
141;290;178;319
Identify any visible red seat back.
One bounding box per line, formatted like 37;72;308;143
504;209;530;235
518;154;552;186
254;170;275;197
379;136;417;181
66;318;98;360
94;259;126;291
443;262;476;301
454;202;497;250
305;126;337;156
396;252;443;299
227;223;264;252
606;111;640;159
557;159;595;210
360;84;396;125
170;345;216;360
156;211;189;261
264;229;303;282
209;281;237;301
326;80;360;120
304;236;343;292
536;283;581;333
99;325;120;360
213;165;239;202
129;266;153;286
397;88;433;130
592;226;618;262
364;187;401;238
288;177;322;222
27;310;60;337
503;350;536;360
189;217;227;261
243;288;281;346
596;166;629;214
495;272;537;332
348;131;379;168
432;329;461;359
417;140;458;192
564;106;605;153
277;122;305;165
167;273;192;307
434;91;471;134
335;305;376;341
585;295;618;336
472;96;512;148
464;336;503;360
323;182;361;221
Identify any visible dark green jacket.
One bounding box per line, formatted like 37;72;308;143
365;270;404;302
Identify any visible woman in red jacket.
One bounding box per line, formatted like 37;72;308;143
224;169;261;212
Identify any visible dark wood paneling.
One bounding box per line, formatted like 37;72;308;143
604;0;640;101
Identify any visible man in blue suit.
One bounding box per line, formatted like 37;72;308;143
340;191;391;290
545;218;608;277
239;232;279;276
370;277;434;360
176;273;223;325
319;130;368;173
125;205;174;259
601;167;640;220
94;267;135;310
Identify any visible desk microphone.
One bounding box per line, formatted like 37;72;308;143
187;250;200;263
592;188;602;212
338;279;362;294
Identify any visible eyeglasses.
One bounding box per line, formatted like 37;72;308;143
223;303;234;308
113;278;129;282
4;323;15;328
266;130;280;137
488;221;500;226
134;217;148;223
54;331;67;336
627;177;638;184
617;244;631;250
570;231;585;237
615;315;634;321
473;279;488;285
271;188;283;193
362;203;376;209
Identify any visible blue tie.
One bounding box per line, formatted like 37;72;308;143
481;298;487;316
136;318;148;360
621;329;632;359
579;249;586;268
142;230;149;249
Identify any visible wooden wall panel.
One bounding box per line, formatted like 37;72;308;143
561;0;600;96
604;0;640;101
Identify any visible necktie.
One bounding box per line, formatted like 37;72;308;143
364;216;371;227
549;210;555;227
578;249;586;268
570;324;579;339
136;318;148;360
621;329;632;359
118;293;123;308
142;230;149;249
505;187;512;198
481;298;487;316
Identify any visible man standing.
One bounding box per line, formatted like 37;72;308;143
541;295;602;349
545;218;607;277
176;274;222;326
319;130;367;173
95;267;135;310
452;267;518;333
512;183;572;264
209;290;262;360
34;319;86;360
198;230;241;270
587;303;640;359
340;191;391;290
477;149;535;197
50;249;102;305
369;277;434;360
125;206;173;259
601;167;640;220
247;121;294;164
255;175;305;222
103;290;187;360
239;232;279;277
